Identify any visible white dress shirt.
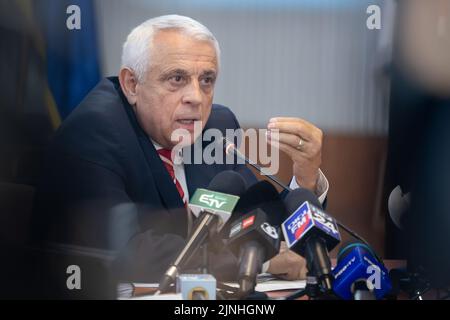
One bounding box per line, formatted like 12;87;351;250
153;142;190;204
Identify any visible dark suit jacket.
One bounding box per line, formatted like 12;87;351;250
32;77;258;282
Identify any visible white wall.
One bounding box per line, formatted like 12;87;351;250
94;0;394;134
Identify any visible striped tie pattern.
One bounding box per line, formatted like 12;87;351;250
157;148;187;205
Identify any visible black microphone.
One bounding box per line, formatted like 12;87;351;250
207;170;248;196
226;209;281;296
232;180;287;228
281;189;341;292
221;137;369;246
158;171;247;293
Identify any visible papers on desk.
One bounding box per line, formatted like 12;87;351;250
120;293;183;300
225;273;306;293
118;273;306;299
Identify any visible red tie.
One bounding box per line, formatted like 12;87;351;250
157;148;186;205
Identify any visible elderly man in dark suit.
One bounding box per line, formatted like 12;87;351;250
32;15;329;283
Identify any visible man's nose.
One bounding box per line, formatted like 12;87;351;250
181;79;202;106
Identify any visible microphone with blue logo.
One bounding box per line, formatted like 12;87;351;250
332;241;392;300
281;189;341;293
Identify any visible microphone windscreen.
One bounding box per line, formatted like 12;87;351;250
234;180;286;226
336;241;379;264
284;188;322;213
207;170;247;196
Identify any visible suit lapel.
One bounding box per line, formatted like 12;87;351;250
138;136;185;210
116;81;185;211
185;162;216;197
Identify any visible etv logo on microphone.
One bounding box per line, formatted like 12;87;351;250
190;189;239;212
189;189;240;227
199;193;227;208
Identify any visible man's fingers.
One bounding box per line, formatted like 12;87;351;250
269;139;314;160
268;121;314;142
268;139;295;157
270;117;314;126
268;132;311;152
266;116;323;193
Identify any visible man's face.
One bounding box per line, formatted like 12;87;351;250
133;30;218;148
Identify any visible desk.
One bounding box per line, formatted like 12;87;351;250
129;260;407;299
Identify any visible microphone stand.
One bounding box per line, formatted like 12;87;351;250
201;243;209;274
283;274;338;300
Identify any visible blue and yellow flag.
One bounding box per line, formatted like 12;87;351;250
34;0;101;121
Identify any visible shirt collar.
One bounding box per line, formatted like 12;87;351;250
151;139;184;164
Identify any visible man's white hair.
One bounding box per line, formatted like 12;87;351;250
121;14;221;82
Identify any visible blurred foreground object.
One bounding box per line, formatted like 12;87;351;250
399;0;450;97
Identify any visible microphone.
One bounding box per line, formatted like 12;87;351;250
226;209;281;296
206;170;248;196
281;189;341;292
332;241;392;300
388;185;411;229
221;137;369;246
232;180;287;228
158;171;246;293
221;137;292;192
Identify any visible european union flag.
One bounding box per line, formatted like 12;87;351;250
35;0;101;120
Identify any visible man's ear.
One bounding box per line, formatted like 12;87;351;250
118;68;139;106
